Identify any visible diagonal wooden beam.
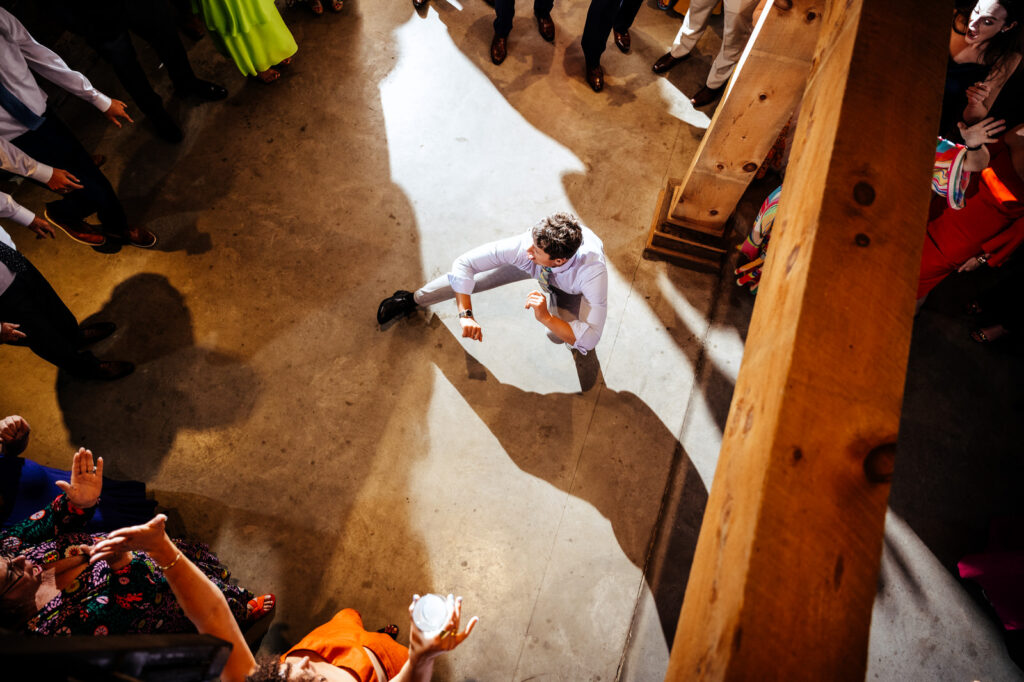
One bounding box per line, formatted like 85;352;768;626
664;0;949;679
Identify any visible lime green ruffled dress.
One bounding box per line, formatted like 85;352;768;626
194;0;298;76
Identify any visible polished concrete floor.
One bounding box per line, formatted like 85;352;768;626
2;1;1022;680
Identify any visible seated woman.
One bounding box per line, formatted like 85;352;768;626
919;119;1024;301
89;516;478;681
0;448;272;636
0;415;155;531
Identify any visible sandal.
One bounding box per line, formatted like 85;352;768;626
310;0;324;14
279;57;294;67
330;0;343;10
970;325;1008;343
256;68;281;84
246;594;276;622
377;624;399;641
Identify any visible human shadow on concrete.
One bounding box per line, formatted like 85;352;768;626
54;273;260;482
426;321;708;643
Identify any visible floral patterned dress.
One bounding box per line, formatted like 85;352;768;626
0;495;253;636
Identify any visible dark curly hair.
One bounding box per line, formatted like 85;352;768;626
953;0;1023;71
531;213;583;261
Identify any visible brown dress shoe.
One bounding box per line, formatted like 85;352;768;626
43;210;106;246
123;227;158;248
491;34;508;65
536;13;555;42
652;51;689;74
91;361;135;381
79;322;116;347
585;65;604;92
691;83;725;107
613;29;630;53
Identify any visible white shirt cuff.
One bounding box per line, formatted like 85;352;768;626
94;93;112;113
29;163;53;184
11;205;35;227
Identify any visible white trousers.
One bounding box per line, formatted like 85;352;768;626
669;0;758;89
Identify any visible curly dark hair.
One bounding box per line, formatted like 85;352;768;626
953;0;1023;70
245;653;320;682
531;212;583;261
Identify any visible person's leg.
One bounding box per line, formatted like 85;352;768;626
533;0;554;18
669;0;716;57
581;0;620;68
12;114;129;236
414;266;531;306
0;267;100;375
493;0;515;37
125;0;199;91
613;0;644;34
704;0;756;88
90;32;166;117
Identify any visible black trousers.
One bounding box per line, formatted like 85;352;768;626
12;111;128;236
581;0;643;67
0;261;98;375
494;0;555;38
88;0;197;118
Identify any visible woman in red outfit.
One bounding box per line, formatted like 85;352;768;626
919;119;1024;300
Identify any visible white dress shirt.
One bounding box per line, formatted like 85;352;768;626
0;7;112;184
0;224;19;297
448;226;609;353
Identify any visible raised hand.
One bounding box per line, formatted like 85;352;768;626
55;448;103;509
89;515;173;566
524;290;551;322
408;594;478;664
0;415;29;442
958;117;1006;148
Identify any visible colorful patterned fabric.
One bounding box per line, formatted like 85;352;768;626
1;495;252;636
735;185;782;294
933;138;971;210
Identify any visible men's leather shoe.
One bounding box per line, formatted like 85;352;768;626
180;78;228;101
118;227;158;249
691;83;725;107
652;51;689;74
613;29;630;53
413;0;427;8
491;34;508;65
79;322;116;347
585;65;604;92
43;210;106;246
536;13;555;42
377;290;417;325
90;361;135;381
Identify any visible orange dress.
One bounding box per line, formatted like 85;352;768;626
283;609;409;681
919;139;1024;298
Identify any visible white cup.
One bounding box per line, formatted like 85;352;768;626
412;593;451;636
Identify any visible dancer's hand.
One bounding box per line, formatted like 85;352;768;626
56;448;103;509
104;99;134;128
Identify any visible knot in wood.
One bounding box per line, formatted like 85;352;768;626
758;93;767;101
709;209;719;216
716;163;725;171
864;443;897;483
853;181;876;206
855;233;871;247
805;10;817;21
742;162;758;172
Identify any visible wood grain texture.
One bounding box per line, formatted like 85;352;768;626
667;0;823;234
664;0;950;679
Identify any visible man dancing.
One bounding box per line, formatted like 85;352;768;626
377;213;608;354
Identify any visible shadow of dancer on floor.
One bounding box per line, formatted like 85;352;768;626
425;319;708;643
55;272;260;481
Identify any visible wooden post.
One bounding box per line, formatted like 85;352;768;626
664;0;949;679
644;0;821;269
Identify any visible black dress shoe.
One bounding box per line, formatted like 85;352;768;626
180;79;228;101
413;0;428;8
585;65;604;92
491;34;508;65
613;29;630;53
652;51;689;74
377;290;417;325
536;13;555;42
691;83;725;107
79;322;116;347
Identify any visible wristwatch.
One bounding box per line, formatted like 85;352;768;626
458;309;474;319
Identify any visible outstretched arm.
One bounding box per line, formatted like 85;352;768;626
89;515;257;682
391;595;478;682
